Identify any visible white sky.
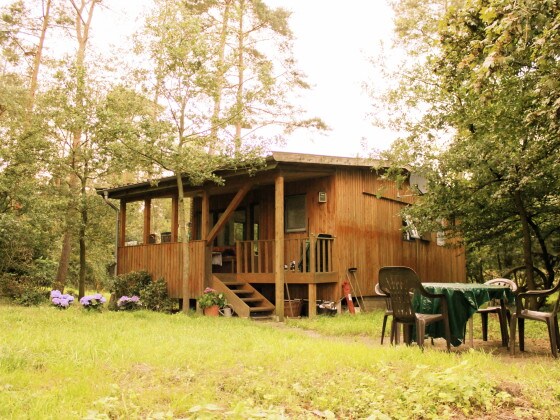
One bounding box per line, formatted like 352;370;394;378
263;0;398;157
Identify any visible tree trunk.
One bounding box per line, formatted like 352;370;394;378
55;0;97;295
177;174;191;313
79;176;88;298
234;0;245;151
514;190;538;309
54;231;72;292
208;0;232;154
528;217;556;290
27;0;52;112
514;190;535;289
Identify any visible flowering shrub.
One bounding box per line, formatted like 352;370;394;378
50;290;74;309
197;287;227;309
117;295;141;311
79;293;106;311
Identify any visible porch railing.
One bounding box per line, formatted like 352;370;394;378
236;239;274;273
235;235;335;274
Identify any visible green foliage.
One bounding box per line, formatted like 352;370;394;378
108;270;152;310
0;272;49;307
2;306;560;418
139;278;174;313
107;271;173;312
379;0;560;287
13;287;46;307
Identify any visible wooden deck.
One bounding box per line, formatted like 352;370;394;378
117;236;337;301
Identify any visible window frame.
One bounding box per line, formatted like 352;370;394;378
285;194;307;233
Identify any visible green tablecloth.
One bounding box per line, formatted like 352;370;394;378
412;283;516;346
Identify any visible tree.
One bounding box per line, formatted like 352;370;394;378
378;0;560;294
123;0;322;310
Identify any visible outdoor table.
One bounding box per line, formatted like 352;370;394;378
413;282;516;347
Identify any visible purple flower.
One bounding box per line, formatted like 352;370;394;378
51;290;74;309
79;293;106;310
117;295;141;310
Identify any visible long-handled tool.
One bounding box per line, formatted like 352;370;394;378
347;267;365;312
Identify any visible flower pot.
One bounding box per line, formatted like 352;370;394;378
203;305;220;316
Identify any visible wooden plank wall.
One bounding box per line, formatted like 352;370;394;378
189;168;466;302
284;177;337;301
333;168;466;296
188;240;205;298
117;242;205;299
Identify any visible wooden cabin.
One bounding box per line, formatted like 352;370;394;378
98;152;466;319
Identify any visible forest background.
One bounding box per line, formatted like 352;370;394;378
1;0;560;304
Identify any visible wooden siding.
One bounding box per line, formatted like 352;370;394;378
188;240;206;298
189;168;465;303
332;168;466;296
117;241;205;299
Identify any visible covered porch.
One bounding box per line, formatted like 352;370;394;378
100;154;343;319
116;234;338;318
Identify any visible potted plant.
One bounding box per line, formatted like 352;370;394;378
198;287;227;316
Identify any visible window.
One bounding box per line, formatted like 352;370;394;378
285;194;306;233
402;216;420;241
216;210;246;246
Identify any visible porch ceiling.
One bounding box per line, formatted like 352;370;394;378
97;163;335;201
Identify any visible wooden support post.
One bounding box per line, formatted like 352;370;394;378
275;175;285;321
308;283;317;318
118;200;126;248
202;192;212;291
117;200;126;276
143;198;151;244
310;235;316;274
171;195;179;242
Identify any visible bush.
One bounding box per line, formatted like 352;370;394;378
0;273;24;298
140;278;173;313
108;271;152;310
0;274;47;306
16;287;46;306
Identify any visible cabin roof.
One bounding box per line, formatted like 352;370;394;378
96;152;392;201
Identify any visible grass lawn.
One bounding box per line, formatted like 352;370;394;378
1;304;560;419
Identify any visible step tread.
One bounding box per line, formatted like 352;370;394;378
222;282;247;286
249;306;275;312
233;290;252;295
241;297;264;303
251;315;275;321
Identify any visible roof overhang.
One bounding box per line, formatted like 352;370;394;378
96;152;392;201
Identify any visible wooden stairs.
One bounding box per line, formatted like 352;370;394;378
211;274;275;319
